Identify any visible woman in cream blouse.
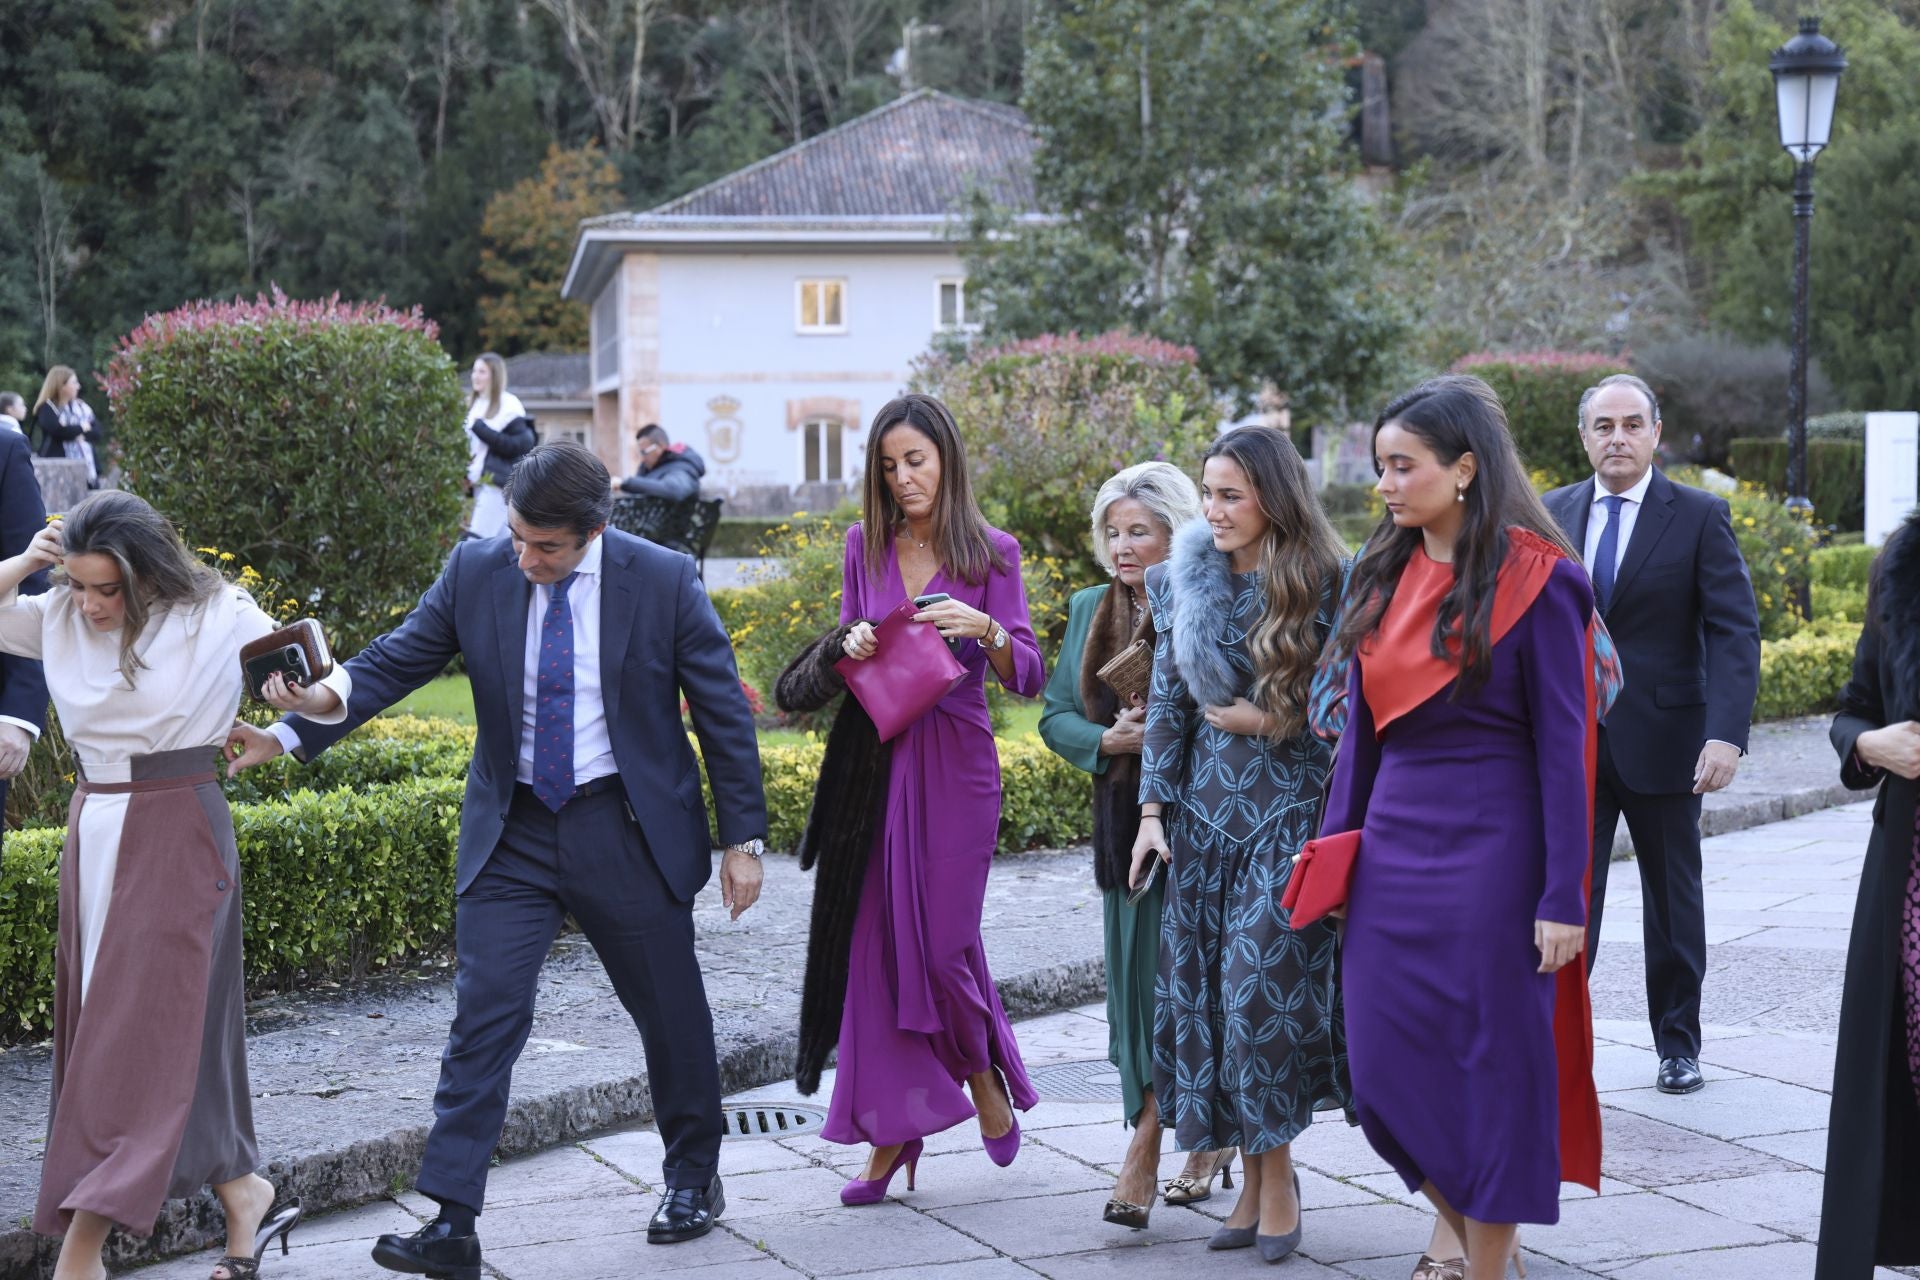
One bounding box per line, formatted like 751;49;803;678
0;491;350;1280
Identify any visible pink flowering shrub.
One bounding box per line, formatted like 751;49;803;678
912;331;1216;616
104;289;465;656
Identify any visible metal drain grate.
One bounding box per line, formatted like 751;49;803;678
721;1102;828;1140
1027;1057;1122;1103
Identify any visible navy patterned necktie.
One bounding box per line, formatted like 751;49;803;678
530;572;580;812
1593;495;1626;612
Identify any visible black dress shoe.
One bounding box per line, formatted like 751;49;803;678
649;1174;725;1244
371;1218;482;1280
1657;1056;1705;1094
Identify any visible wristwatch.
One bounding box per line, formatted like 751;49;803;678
727;838;766;860
983;617;1010;651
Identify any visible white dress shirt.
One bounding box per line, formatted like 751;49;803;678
517;533;615;786
1582;467;1654;579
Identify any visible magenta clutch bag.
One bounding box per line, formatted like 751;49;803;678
834;598;968;741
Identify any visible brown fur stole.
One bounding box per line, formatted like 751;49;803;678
774;622;892;1096
1076;582;1155;892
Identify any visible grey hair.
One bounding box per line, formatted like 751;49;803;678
1577;373;1661;433
1089;462;1203;575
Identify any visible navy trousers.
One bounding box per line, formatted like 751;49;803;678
1586;730;1708;1060
415;782;724;1211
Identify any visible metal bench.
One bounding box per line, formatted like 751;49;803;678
609;494;725;579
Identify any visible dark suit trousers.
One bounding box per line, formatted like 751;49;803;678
1587;729;1707;1059
415;783;724;1212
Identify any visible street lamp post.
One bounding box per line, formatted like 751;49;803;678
1769;15;1846;616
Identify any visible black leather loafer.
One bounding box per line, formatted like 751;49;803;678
649;1174;725;1244
1657;1056;1705;1094
371;1218;482;1279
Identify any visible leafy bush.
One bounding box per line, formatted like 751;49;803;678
1725;438;1865;533
708;514;850;731
1631;333;1836;468
1813;543;1877;592
101;290;468;657
1807;412;1866;442
1755;629;1859;722
911;332;1218;600
1450;351;1629;488
1723;480;1815;641
2;777;464;1040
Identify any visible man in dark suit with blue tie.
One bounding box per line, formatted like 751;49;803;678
0;426;51;830
1545;374;1761;1096
226;443;767;1275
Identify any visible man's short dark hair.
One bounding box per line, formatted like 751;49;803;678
505;442;613;542
635;422;669;446
0;392;23;415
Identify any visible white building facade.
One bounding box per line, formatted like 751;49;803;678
563;91;1036;514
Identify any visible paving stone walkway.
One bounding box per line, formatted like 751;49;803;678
128;801;1912;1280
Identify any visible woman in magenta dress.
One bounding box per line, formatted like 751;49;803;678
824;393;1046;1202
1318;376;1604;1280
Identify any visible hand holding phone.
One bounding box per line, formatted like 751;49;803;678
912;593;963;654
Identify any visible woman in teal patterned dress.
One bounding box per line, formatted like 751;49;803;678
1131;426;1351;1265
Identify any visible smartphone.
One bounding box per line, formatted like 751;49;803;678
244;643;312;700
1126;854;1165;907
912;592;963;654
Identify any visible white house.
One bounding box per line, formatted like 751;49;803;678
561;89;1041;514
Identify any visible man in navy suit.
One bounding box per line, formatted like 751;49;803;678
0;428;51;831
227;443;766;1273
1545;375;1761;1096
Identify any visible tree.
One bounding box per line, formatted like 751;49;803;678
963;0;1408;421
1646;0;1920;410
476;144;624;353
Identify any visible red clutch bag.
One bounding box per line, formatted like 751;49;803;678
833;598;968;742
1281;830;1360;928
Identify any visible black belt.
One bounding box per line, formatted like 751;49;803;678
513;775;621;806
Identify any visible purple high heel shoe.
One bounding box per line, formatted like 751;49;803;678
978;1070;1021;1167
982;1114;1021;1167
840;1138;923;1206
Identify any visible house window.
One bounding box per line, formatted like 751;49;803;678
796;279;847;334
592;280;621;386
801;419;845;483
936;277;978;331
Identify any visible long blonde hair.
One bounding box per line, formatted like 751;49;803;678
1205;426;1345;739
33;365;77;415
471;352;507;420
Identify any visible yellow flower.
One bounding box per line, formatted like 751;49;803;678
219;552;235;562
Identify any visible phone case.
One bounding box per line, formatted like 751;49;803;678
239;618;335;701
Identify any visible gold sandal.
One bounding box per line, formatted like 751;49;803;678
1161;1146;1235;1205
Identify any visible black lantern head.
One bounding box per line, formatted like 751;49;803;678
1769;16;1848;163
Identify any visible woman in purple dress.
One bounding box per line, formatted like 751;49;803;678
824;393;1047;1202
1318;377;1603;1280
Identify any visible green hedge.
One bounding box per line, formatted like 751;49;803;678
1;778;463;1039
1452;351;1632;488
1755;628;1859;722
1726;437;1866;532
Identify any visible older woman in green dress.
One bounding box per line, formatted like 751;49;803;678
1040;462;1229;1228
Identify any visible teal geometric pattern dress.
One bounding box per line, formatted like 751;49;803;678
1139;565;1352;1156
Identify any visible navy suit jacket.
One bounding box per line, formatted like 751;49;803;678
1545;468;1761;795
0;430;50;733
283;528;766;900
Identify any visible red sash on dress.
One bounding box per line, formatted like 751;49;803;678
1359;527;1604;1192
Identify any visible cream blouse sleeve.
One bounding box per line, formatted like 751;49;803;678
232;589;353;724
0;588;51;660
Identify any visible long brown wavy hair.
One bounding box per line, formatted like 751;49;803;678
1205;426;1346;739
1331;375;1575;696
60;490;225;685
859;393;1003;585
